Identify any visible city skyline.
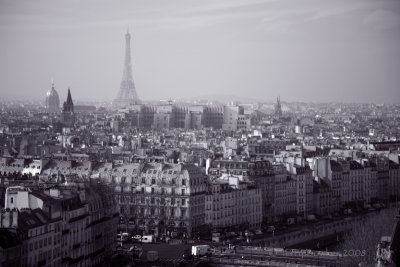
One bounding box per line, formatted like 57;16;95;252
1;0;400;104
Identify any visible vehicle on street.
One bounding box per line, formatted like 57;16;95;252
141;235;154;243
344;209;352;215
132;235;142;241
182;249;193;260
287;218;295;225
212;232;221;243
192;245;211;257
306;214;317;222
245;230;254;237
117;232;129;242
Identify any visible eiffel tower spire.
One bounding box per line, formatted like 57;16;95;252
114;29;141;108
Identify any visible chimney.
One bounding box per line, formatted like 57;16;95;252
2;210;10;227
49;188;60;198
12;209;18;227
206;158;212;175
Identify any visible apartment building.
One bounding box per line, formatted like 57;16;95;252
205;176;262;229
98;162;208;238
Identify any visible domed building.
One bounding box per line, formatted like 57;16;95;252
45;82;60;112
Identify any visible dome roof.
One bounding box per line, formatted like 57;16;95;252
45;83;60;112
46;86;59;98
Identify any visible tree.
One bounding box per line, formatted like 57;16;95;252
338;208;398;267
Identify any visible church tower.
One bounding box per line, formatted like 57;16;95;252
62;88;75;126
114;30;141;108
275;95;282;118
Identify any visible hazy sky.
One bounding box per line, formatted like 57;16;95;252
1;0;400;103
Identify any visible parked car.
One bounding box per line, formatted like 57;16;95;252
182;249;193;260
141;235;154;243
117;233;129;242
132;235;142;241
192;245;211;257
255;229;263;235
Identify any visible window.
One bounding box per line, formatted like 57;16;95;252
171;198;175;205
141;187;145;194
181;198;186;206
151;198;155;204
181;208;186;217
172;179;176;185
162;178;166;184
181;189;185;196
182;179;186;186
161;188;165;195
10;197;13;204
151;179;156;185
151;188;155;194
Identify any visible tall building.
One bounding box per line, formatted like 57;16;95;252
203;106;224;129
275;95;282;118
62;88;75;127
45;82;60;112
114;30;141;108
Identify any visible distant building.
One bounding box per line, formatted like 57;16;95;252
62;88;75;127
203;106;224;129
222;105;242;131
74;105;96;113
275;96;282;118
114;30;141;108
45;82;60;112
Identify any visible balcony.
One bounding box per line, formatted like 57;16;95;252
69;213;88;223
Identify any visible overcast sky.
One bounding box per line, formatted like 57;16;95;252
1;0;400;103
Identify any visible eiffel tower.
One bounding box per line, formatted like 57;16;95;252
114;30;141;108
